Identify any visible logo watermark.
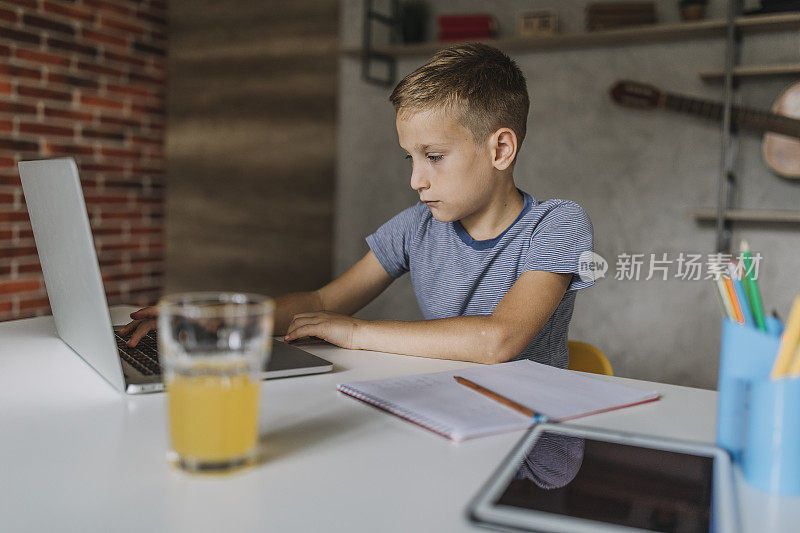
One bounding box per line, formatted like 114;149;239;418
579;252;761;282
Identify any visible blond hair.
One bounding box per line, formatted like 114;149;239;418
389;42;529;151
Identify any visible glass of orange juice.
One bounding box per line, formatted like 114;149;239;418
157;292;274;473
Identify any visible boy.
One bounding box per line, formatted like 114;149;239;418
122;43;593;368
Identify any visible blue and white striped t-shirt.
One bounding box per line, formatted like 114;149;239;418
365;191;594;368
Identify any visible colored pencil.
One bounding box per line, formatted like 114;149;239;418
722;276;744;324
771;294;800;378
714;278;736;321
729;262;754;327
453;376;548;422
741;240;767;331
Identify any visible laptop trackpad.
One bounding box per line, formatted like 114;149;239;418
264;340;332;377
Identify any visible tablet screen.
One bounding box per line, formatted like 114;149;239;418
493;430;714;532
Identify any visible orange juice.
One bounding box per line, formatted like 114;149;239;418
167;369;259;465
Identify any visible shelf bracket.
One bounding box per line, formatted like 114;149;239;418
361;0;400;88
715;0;744;253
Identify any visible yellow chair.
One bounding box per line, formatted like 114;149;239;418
567;341;613;376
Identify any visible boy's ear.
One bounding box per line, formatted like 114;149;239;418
490;128;518;171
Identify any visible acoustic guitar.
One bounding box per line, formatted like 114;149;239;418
609;80;800;179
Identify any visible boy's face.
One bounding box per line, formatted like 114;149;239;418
396;108;497;224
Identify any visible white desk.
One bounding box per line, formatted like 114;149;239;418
0;308;797;532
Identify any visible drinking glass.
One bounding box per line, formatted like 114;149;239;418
157;292;274;472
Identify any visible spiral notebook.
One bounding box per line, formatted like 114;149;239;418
337;360;659;441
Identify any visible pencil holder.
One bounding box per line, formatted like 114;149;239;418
741;377;800;495
716;317;782;460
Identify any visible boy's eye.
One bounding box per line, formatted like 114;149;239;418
427;154;444;163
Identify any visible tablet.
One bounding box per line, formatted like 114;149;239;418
468;424;738;533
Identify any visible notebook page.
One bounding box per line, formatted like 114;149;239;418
338;371;531;441
459;360;659;422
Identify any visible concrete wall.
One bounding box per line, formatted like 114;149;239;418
166;0;337;296
336;0;800;389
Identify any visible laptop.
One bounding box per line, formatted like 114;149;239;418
19;157;333;394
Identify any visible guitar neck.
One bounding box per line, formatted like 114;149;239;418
662;92;800;139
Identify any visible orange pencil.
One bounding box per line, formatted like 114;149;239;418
454;376;548;422
722;276;744;324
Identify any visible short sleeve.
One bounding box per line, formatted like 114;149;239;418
523;200;594;291
365;203;426;278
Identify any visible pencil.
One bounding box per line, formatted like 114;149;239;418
453;376;547;422
771;293;800;378
714;278;735;321
730;262;754;327
741;240;767;331
722;276;744;324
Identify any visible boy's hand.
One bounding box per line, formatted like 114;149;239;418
284;311;365;350
118;307;158;347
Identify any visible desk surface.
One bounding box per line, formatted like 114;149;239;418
0;308;796;533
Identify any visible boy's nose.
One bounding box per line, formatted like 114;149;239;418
410;168;430;192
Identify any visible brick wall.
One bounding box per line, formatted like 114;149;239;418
0;0;166;321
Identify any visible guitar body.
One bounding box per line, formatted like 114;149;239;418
763;83;800;179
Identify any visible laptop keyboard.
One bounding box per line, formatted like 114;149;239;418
114;331;161;376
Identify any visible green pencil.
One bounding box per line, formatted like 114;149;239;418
741;240;766;331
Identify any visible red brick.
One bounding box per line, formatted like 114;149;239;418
0;102;37;115
0;246;38;259
103;272;145;282
128;72;161;85
0;82;11;95
2;28;41;46
19;297;50;311
81;128;125;142
15;48;71;67
99;114;141;128
97;242;142;252
0;63;42;81
0;138;39;152
45;142;94;156
131;103;162;115
132;40;164;57
81;163;125;173
81;28;128;48
23;14;76;36
97;211;142;221
0;302;13;314
105;83;152;98
100;146;141;158
85;194;129;204
0;264;11;276
18;85;72;102
47;37;97;58
79;94;123;110
43;1;95;23
19;122;75;137
130;136;161;146
0;8;17;24
84;0;132;17
99;15;145;35
47;72;99;89
104;50;146;67
92;226;124;236
17;262;42;274
0;44;10;57
45;107;94;122
130;226;162;235
0;157;15;167
4;0;37;8
0;175;21;186
0;192;14;203
0;120;13;133
77;61;126;78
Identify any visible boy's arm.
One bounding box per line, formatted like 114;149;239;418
274;251;393;334
284;270;572;364
120;251;393;344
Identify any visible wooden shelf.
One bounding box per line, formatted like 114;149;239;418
700;63;800;80
688;207;800;224
341;13;800;57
